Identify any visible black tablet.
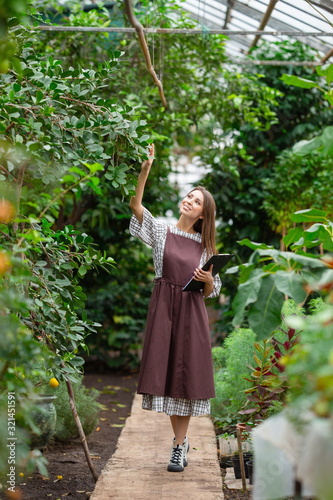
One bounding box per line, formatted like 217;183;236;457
182;254;234;292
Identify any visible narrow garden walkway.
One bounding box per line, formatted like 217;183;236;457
90;393;224;500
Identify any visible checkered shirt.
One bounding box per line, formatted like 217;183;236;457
129;207;221;299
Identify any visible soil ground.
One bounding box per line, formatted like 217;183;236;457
2;372;250;500
2;372;138;500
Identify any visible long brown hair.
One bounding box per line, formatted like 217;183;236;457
190;186;217;255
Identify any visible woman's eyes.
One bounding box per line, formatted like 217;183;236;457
187;195;201;205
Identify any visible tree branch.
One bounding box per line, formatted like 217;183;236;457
123;0;168;109
0;164;17;182
38;172;95;220
0;230;11;241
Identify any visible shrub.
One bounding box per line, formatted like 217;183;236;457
212;328;256;428
52;377;100;442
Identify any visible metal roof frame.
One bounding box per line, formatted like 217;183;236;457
181;0;333;62
39;1;333;65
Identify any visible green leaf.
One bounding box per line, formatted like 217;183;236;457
84;162;104;174
78;265;88;277
36;90;44;103
262;262;281;273
139;134;150;143
316;64;333;85
237;239;274;250
321;126;333;155
291;209;327;223
283;227;304;248
280;74;320;89
61;174;76;183
292;137;322;155
292;126;333;156
248;275;284;339
232;271;264;326
324;92;333;106
69;166;85;177
274;271;307;303
257;249;325;270
70;356;85;366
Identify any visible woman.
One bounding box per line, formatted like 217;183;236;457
129;144;221;472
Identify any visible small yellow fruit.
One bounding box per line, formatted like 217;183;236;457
0;60;10;74
57;475;63;480
19;472;24;477
278;356;289;366
49;377;59;388
0;199;15;223
0;252;11;275
313;399;330;418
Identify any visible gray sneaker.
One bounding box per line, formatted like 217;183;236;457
167;444;185;472
172;436;189;467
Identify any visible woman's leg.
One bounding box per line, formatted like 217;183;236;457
167;415;191;471
169;415;191;446
170;415;177;436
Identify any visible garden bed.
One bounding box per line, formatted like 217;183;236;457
8;372;138;500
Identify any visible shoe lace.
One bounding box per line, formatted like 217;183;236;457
170;446;183;465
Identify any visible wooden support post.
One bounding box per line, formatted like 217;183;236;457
321;46;333;63
65;378;99;483
248;0;280;52
236;427;247;491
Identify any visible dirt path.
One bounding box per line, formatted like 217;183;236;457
91;393;224;500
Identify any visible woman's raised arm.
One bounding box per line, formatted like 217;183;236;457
129;144;155;224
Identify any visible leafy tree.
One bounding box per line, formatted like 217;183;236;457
204;41;333;254
24;0;283;362
0;12;152;479
0;0;29;72
263;64;333;238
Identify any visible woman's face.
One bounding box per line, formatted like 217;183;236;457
179;189;204;221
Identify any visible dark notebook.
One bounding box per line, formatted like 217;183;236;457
182;254;234;292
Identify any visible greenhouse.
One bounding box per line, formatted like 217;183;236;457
0;0;333;499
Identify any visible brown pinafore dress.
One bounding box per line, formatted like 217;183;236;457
137;228;215;400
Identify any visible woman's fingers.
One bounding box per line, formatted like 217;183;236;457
193;265;213;282
148;143;155;158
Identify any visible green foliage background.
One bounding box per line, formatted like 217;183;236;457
1;0;333;478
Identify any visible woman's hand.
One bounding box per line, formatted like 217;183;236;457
141;143;155;172
129;143;155;224
193;264;214;298
193;264;214;285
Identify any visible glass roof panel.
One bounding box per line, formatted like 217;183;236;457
181;0;333;60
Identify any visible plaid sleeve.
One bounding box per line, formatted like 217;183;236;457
208;273;222;299
200;250;222;299
129;207;165;248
